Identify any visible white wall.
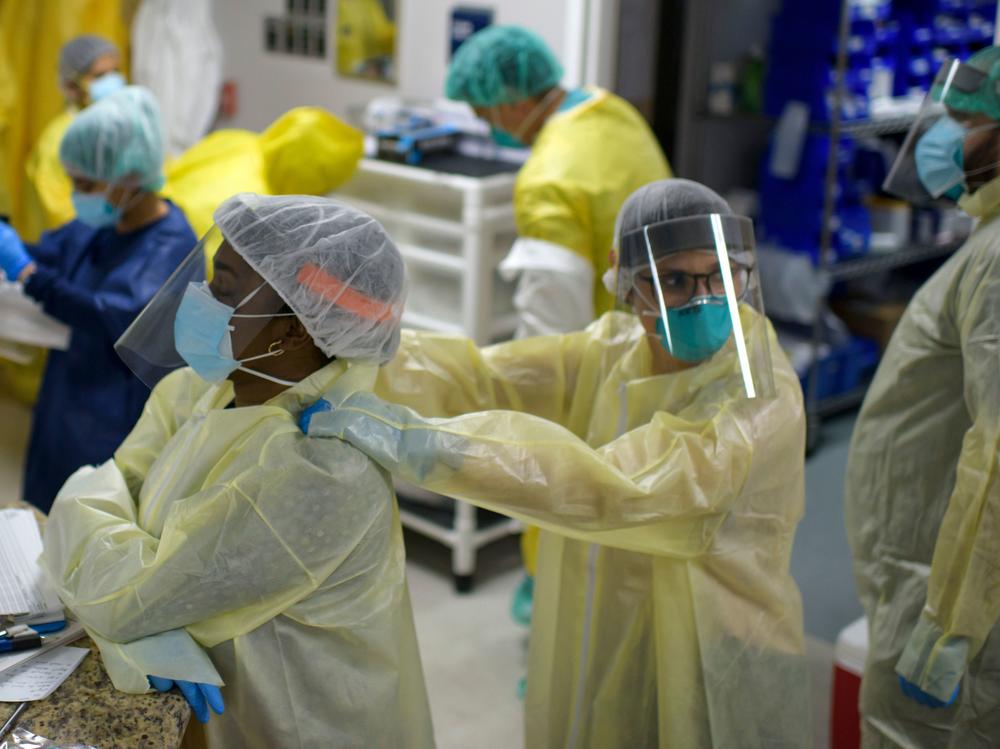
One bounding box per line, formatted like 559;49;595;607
213;0;574;131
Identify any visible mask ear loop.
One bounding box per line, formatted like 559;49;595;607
237;341;300;387
960;122;1000;178
511;86;564;142
228;283;301;387
230;282;298;318
105;177;152;219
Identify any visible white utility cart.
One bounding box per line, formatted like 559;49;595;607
334;155;524;592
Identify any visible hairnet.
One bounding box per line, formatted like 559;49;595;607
59;35;119;83
936;46;1000;120
615;179;733;264
214;193;406;363
445;25;563;107
59;86;165;191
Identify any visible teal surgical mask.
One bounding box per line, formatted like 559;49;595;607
915;117;966;200
490;126;526;149
71;191;120;228
654;295;733;362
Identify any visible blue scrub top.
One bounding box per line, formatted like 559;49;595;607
22;202;196;512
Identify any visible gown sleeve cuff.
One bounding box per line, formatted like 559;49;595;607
88;628;224;694
21;264;58;301
895;613;969;701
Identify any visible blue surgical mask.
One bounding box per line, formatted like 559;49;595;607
915;117;966;200
71;191;120;228
174;281;298;385
655;296;733;362
88;72;126;102
490;126;526;149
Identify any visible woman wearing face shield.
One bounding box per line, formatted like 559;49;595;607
846;47;1000;747
0;85;195;513
40;194;435;748
301;179;811;748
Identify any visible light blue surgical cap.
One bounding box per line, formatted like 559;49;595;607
445;25;563;107
59;86;165;191
59;35;119;83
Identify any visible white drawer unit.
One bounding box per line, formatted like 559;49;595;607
333;156;523;592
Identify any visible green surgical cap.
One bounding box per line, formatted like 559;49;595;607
59;35;118;83
59;86;165;191
935;46;1000;121
445;25;563;107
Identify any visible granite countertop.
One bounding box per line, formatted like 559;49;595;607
0;636;190;749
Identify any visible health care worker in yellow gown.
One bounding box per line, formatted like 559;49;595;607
24;35;126;241
445;23;672;615
845;49;1000;748
40;194;435;749
303;179;811;748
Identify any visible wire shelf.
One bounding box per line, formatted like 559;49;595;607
826;241;962;281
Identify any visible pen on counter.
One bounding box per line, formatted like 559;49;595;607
0;631;42;653
0;702;28;740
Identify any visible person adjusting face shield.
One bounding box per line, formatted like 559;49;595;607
21;35;127;241
446;24;672;626
11;85;195;514
42;194;434;749
884;50;1000;206
299;178;810;748
845;46;1000;749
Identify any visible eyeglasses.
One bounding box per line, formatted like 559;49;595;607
631;265;752;309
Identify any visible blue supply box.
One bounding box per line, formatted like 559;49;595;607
765;0;994;123
760;0;992;266
799;337;881;400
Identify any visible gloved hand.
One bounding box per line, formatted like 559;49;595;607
148;675;225;723
301;391;466;482
0;222;32;282
299;398;332;434
897;674;959;709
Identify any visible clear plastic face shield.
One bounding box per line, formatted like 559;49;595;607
883;57;1000;204
115;225;299;390
614;213;774;399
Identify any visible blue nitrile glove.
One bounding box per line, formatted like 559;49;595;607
148;675;225;724
299;398;332;434
897;675;959;709
0;222;32;281
305;391;465;482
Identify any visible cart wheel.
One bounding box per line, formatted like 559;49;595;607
453;574;473;594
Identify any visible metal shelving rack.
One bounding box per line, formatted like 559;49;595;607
806;0;962;449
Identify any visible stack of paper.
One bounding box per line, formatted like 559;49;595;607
0;509;87;703
0;645;89;701
0;510;64;629
0;283;70;352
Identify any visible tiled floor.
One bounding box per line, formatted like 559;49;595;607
0;396;861;748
